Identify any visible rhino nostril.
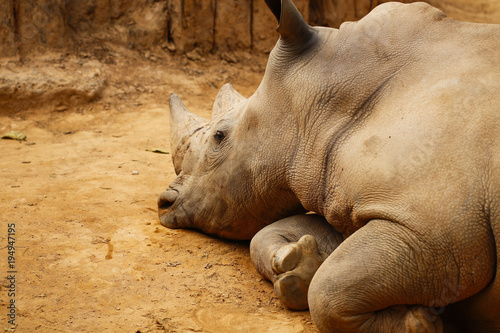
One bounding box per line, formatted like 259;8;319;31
158;190;179;209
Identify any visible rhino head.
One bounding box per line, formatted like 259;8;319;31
158;0;410;239
158;0;315;239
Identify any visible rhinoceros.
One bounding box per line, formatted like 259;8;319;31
158;0;500;331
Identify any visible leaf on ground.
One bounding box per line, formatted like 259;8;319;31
147;148;169;154
2;131;26;141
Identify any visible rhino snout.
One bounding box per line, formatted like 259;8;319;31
158;189;182;228
158;189;178;208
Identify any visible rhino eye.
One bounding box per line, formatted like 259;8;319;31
214;130;225;142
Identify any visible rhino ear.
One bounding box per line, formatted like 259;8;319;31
212;83;246;120
265;0;314;48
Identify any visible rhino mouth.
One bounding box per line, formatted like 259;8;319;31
157;189;192;229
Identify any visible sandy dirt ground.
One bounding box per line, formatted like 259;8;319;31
0;47;318;332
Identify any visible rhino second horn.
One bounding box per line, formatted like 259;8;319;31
212;83;246;120
169;93;208;174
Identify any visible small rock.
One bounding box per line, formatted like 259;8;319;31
165;262;182;267
163;41;176;52
134;85;146;93
221;52;238;64
55;106;68;112
186;48;205;62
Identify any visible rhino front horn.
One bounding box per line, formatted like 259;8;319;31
169;93;208;174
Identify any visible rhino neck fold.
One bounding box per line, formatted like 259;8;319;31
285;73;395;228
287;124;344;218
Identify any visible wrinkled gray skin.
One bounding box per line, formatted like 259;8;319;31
158;0;500;331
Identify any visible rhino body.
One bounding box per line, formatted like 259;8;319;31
158;1;500;331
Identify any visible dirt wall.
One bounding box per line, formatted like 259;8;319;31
1;0;499;58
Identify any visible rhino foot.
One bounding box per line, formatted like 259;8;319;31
405;306;443;333
272;235;327;310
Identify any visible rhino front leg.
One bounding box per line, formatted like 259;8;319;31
308;219;455;333
250;214;344;310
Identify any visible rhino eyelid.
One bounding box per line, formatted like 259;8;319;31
214;130;225;142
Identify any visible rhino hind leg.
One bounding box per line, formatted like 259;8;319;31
250;214;343;310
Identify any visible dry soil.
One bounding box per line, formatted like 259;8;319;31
0;46;318;332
